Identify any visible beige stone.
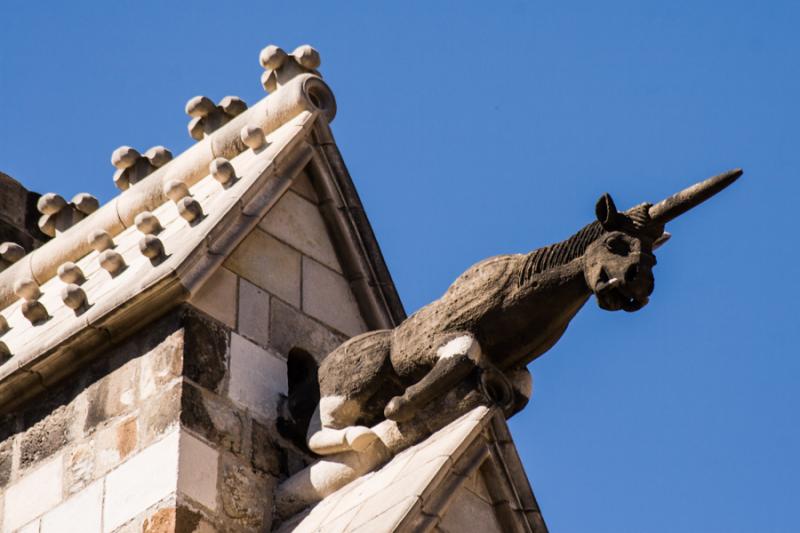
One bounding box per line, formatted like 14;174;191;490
189;267;238;328
237;278;270;347
103;431;180;532
437;485;504;533
225;229;300;307
290;171;318;204
3;454;63;532
15;519;39;533
41;479;104;533
178;432;218;512
259;190;340;272
302;258;365;337
228;333;287;421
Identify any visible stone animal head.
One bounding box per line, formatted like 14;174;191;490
584;195;659;311
584;169;743;312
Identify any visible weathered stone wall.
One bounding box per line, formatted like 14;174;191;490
0;172;47;254
0;176;369;532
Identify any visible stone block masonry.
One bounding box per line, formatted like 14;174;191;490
0;283;351;532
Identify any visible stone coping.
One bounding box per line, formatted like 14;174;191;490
0;112;316;413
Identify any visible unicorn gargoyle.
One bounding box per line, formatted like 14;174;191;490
306;169;743;455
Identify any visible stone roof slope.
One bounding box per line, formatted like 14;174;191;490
0;44;405;413
279;406;547;533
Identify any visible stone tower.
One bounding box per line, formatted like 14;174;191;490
0;44;545;533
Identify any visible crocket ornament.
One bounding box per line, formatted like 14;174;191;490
307;170;743;455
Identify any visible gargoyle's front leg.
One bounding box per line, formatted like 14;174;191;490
384;334;485;422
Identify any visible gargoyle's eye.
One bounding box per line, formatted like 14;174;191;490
605;236;631;256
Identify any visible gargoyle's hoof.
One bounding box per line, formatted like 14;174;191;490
345;427;378;452
384;396;415;422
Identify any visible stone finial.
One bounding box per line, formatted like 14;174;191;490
99;249;126;276
57;262;86;285
88;229;115;252
163;180;190;203
177;197;203;223
15;278;47;324
0;314;9;335
240;125;266;151
260;44;321;93
0;341;10;363
22;300;48;325
185;95;248;141
112;145;173;190
134;211;162;234
139;234;165;261
13;278;40;301
36;192;100;237
0;242;25;266
209;158;235;185
61;284;87;312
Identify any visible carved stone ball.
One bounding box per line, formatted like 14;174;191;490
292;45;321;70
219;96;247;117
185;95;216;118
139;234;165;260
111;146;141;169
61;283;87;311
0;314;9;335
87;229;115;252
0;242;25;264
210;158;235;184
0;341;10;362
37;193;67;216
99;249;126;276
13;278;40;301
21;300;48;325
144;146;173;168
240;125;266;150
72;193;100;215
163;180;190;203
57;262;86;285
134;211;162;234
260;45;288;70
177;197;203;223
261;70;277;93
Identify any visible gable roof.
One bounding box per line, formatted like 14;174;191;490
279;406;547;533
0;56;405;413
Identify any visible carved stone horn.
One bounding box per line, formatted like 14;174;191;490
648;168;743;226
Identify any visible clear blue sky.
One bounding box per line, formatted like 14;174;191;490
2;2;797;531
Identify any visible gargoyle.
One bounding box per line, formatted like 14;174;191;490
307;170;742;455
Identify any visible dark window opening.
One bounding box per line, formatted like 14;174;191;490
278;348;320;452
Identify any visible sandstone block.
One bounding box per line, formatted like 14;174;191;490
237;278;270;348
177;432;219;512
182;309;229;393
228;333;287;421
180;382;243;455
3;454;63;532
302;258;366;337
41;479;103;533
224;229;301;307
259;190;341;273
137;382;181;450
0;440;12;488
220;455;272;532
250;419;283;477
19;404;72;470
103;431;180;532
138;329;184;401
85;357;139;434
189;267;238;329
64;441;94;495
289;171;319;204
269;298;346;361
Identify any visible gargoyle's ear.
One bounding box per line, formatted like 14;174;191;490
595;193;619;230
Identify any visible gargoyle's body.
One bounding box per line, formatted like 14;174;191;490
308;170;742;455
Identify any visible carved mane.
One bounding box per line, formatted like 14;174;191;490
519;221;605;284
